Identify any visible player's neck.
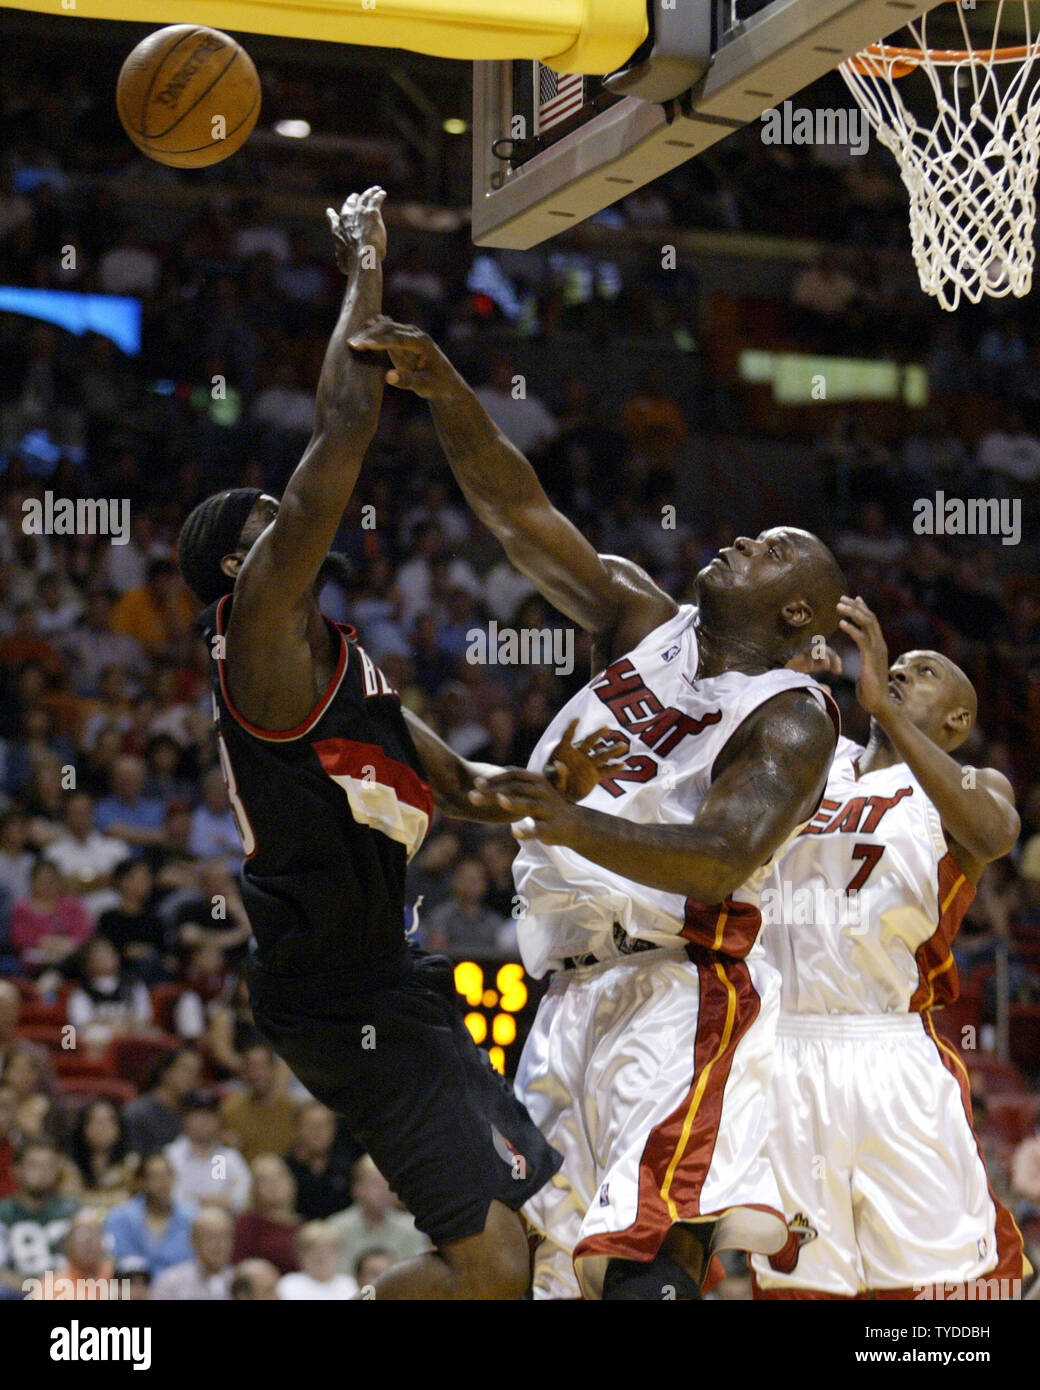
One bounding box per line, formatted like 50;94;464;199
858;723;900;775
694;620;778;678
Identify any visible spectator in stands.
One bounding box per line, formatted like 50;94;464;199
105;1151;195;1278
172;941;234;1042
230;1256;281;1300
43;791;128;904
150;1203;234;1300
164;1090;251;1213
618;374;688;472
326;1154;428;1278
791;249;860;346
33;572;81;644
141;800;197;894
121;1046;202;1156
95;756;165;848
283;1102;354;1220
42;1206;115;1298
20;758;68;850
0;1137;79;1288
474;355;559;458
66;936;153;1051
95;857;166;980
195;970;263;1078
110;559;195;660
78;666;135;756
164;858;251;968
188;769;241;871
113;1255;152;1301
425;857;513;959
0;810;34;909
221;1044;299;1164
97;225;161;297
0;1041;58;1143
355;1246;395;1289
977;410;1040;485
393;520;481;632
232;1154;302;1276
10;858;93;974
66;1098;139;1210
0;1082;20;1199
276;1221;357;1300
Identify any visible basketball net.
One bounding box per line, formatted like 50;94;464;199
840;1;1040;311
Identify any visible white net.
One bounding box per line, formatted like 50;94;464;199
839;2;1040;311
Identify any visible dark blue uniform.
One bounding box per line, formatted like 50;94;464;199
202;595;561;1247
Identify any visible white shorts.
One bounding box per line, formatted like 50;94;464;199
750;1011;1025;1298
516;947;788;1300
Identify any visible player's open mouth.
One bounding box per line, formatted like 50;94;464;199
888;682;903;702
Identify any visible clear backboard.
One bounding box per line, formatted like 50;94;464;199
472;0;947;249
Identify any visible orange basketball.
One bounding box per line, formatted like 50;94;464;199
116;25;261;169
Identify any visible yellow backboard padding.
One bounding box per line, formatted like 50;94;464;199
6;0;648;73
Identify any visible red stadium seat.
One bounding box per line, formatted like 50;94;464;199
15;1022;64;1051
984;1094;1040;1149
53;1050;116;1080
149;984;185;1034
17;998;66;1028
58;1075;137;1105
107;1034;180;1091
965;1052;1028;1096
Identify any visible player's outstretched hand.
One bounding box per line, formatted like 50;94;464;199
326;186;387;275
347;317;455;397
544;720;629;802
468;770;576;846
837;595;890;717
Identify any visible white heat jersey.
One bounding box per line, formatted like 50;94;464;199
512;604;837;978
759;737;975;1015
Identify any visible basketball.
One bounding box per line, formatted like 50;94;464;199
116;25;261;169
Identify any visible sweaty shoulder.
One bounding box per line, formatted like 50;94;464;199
598;555;678;665
715;685;837;792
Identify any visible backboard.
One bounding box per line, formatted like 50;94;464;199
472;0;948;249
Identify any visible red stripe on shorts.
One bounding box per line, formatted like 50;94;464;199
573;949;763;1266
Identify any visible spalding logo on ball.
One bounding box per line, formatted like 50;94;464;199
117;25;261;168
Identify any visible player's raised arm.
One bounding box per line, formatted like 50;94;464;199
838;596;1019;878
471;688;835;909
232;189;388;625
347;318;677;658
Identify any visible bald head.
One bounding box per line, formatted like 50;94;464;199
788;531;846;649
697;527;847;662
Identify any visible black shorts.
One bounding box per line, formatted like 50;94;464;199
247;947;562;1250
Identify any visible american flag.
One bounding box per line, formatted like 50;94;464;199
537;66;585;133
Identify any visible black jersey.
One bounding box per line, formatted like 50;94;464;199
201;595;433;979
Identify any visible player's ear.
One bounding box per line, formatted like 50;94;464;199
781;597;814;632
943;705;973;740
220;550;244;582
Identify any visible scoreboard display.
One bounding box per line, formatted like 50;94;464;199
452;958;547;1078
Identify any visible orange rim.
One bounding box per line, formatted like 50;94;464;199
847;41;1037;80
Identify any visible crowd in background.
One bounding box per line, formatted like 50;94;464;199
0;34;1038;1300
